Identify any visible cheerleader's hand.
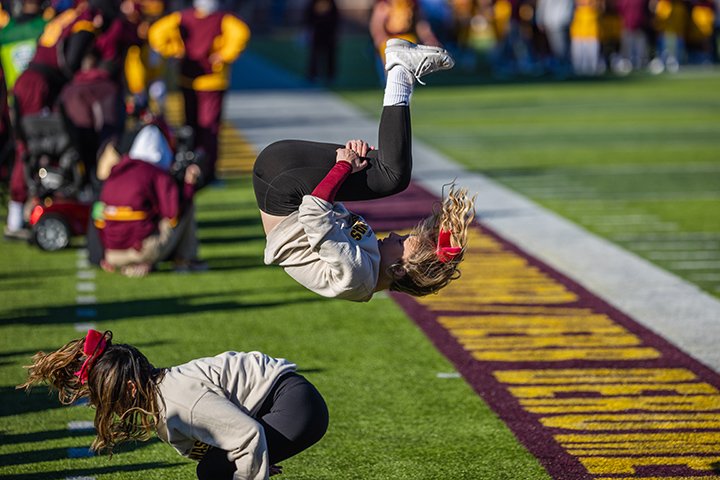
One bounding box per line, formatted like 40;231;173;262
345;138;371;158
336;148;368;173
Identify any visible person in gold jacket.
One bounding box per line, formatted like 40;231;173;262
148;0;250;184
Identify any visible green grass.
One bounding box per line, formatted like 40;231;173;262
3;33;719;479
0;178;549;479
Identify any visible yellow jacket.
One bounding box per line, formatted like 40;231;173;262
148;10;250;91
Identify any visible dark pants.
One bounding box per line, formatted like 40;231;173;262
253;105;412;216
195;373;329;480
182;87;224;184
308;31;337;82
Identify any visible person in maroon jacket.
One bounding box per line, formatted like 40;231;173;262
59;45;123;189
148;0;250;185
97;124;205;277
616;0;651;71
5;2;98;239
0;64;12;207
7;0;130;239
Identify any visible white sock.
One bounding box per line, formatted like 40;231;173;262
383;66;414;106
7;201;24;231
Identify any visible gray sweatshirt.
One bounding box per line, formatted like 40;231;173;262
156;351;296;480
264;195;381;302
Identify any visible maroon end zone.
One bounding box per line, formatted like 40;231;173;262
346;183;720;480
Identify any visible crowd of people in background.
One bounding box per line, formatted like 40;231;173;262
246;0;720;83
0;0;249;276
472;0;719;77
361;0;719;78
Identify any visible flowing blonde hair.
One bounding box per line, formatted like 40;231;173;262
390;185;476;296
17;331;164;454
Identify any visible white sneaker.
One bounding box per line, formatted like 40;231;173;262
385;38;454;84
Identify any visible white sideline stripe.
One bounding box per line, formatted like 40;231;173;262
67;421;95;431
668;261;720;270
74;323;96;331
579;214;665;224
613;232;720;241
689;273;720;281
647;251;720;261
437;372;461;379
76;258;90;269
76;295;97;305
72;248;97;462
225;90;720;373
65;477;95;480
626;241;720;250
76;282;96;292
77;270;96;280
595;222;679;232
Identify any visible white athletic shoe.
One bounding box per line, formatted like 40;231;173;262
384;38;454;84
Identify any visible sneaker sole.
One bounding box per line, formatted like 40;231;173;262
385;38;449;55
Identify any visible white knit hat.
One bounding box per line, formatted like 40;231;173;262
194;0;219;13
128;125;173;172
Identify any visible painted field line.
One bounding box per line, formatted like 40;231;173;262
612;232;720;241
67;421;94;431
76;295;97;305
77;269;96;280
408;142;720;372
70;248;97;468
350;184;720;480
76;282;96;292
74;323;96;332
628;241;720;250
668;261;720;270
647;251;720;261
76;258;90;269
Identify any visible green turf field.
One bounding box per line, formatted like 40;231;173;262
0;179;550;479
2;34;719;479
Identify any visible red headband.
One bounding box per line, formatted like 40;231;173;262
436;229;462;263
74;329;108;384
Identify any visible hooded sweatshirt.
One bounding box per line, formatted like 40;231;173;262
264;195;380;302
156;351;296;480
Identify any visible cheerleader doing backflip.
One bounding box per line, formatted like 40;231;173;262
18;330;328;480
253;39;476;302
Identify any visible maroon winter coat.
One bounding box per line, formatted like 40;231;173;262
60;68;120;131
99;157;179;251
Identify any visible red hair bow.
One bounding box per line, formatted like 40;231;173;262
74;329;108;385
436;229;462;263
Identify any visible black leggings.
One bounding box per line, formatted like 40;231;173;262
196;373;329;480
253;105;412;215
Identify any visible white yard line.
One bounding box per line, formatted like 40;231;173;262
69;248;98;472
